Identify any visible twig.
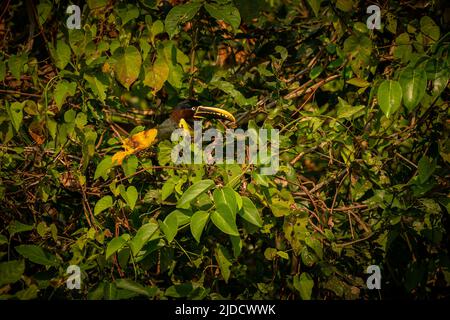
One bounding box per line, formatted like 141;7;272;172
0;89;41;98
335;233;374;248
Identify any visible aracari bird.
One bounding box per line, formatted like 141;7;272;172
112;99;236;165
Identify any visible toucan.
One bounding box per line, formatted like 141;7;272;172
112;99;236;165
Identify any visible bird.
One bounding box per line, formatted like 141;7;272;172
111;99;236;165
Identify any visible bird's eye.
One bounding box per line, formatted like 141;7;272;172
192;107;196;111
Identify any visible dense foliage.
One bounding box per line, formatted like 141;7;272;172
0;0;449;300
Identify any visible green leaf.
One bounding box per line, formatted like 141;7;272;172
75;112;87;129
425;59;449;97
122;155;138;179
94;195;113;216
377;80;402;118
343;34;372;77
336;97;365;119
160;212;178;243
37;0;52;24
211;203;239;236
150;20;165;41
115;279;153;297
418;156;436;184
420;16;440;42
54;40;71;69
399;67;427;111
306;0;322;16
0;60;6;81
305;236;323;259
15;245;59;267
165;283;193;298
164;2;202;38
54;81;77;110
64;109;77;123
87;0;107;9
8;220;34;237
129;220;159;256
301;247;317;266
309;65;323;80
15;284;39;300
215;245;232;283
106;234;130;259
239;197;263;227
252;172;269;187
117;4;140;25
204;2;241;30
230;235;242;257
393;33;412;63
293;273;314;300
190;211;210;243
84;74;108;103
166;63;184;89
176;179;215;209
0;260;25;287
161;178;176;201
277;251;289;260
120;186;138;210
7;101;24;132
336;0;352;12
143;56;169;93
264;248;277;260
0;234;8;245
213;187;238;216
170;209;192;226
94;156;113;180
114;46;142;89
346;78;370;87
386;12;397;34
8;53;28;80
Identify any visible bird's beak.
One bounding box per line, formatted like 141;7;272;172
193;106;236;123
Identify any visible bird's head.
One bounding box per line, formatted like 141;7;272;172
171;99;236;124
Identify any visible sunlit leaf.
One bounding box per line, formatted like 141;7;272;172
0;260;25;287
293;273;314;300
306;0;322;16
54;80;77;110
160;212;178;243
106;234;130;259
15;245;59;266
7;101;24;132
120;186;138;210
399;67;427;111
204;2;241;30
239;197;263;227
94;195;113;216
377;80;402;117
114;46;142;89
164;2;202;38
215;245;232;283
190;210;210;243
143;56;169;93
129;220;159;256
94;156;113;180
177;180;215;209
211;203;239;236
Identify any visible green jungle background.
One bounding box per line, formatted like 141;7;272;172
0;0;449;300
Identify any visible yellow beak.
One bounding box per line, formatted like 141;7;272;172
193;106;236;123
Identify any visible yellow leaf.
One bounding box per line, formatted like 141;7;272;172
112;129;159;165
